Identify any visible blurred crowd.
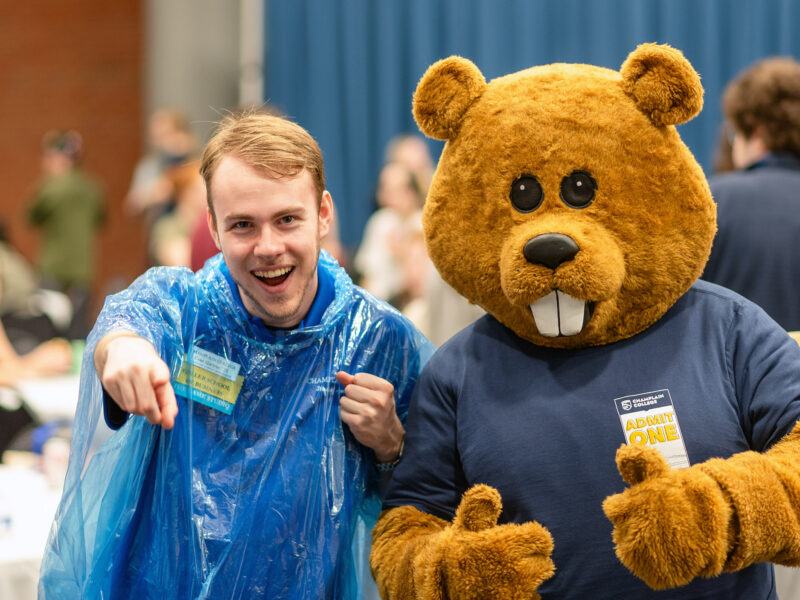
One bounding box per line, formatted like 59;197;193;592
3;53;800;468
354;133;483;346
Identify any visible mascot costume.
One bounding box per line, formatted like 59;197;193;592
370;44;800;599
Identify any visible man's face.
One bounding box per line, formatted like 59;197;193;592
208;155;332;328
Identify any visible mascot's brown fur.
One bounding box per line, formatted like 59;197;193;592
417;45;711;350
370;44;800;599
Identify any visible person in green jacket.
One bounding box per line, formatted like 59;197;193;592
28;130;105;340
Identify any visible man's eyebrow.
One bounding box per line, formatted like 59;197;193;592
222;205;307;224
222;213;254;223
273;204;307;218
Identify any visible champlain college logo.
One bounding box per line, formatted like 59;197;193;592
620;399;632;411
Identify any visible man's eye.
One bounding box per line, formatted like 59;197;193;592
232;221;251;230
280;215;295;225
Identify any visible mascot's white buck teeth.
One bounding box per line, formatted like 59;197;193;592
530;290;587;337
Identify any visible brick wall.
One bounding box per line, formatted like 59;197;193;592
0;1;146;322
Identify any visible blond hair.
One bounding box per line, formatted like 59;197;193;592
200;110;325;218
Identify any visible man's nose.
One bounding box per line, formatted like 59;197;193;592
253;227;285;255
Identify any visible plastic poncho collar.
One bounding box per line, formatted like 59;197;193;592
39;251;432;600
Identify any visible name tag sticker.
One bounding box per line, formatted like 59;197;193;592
614;389;690;469
172;348;244;415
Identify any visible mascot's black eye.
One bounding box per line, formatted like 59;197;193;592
510;175;543;213
560;170;597;209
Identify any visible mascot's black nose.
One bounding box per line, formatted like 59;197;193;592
523;233;579;269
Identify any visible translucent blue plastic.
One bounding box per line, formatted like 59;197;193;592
39;252;432;599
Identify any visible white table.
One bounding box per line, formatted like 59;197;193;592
15;374;80;422
0;465;62;600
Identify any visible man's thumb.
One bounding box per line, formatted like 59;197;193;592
154;380;178;429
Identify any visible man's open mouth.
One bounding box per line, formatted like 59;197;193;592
253;267;293;286
529;290;594;337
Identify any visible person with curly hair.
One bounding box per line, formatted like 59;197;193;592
702;57;800;331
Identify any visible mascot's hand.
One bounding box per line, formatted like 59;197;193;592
602;444;733;589
414;485;555;600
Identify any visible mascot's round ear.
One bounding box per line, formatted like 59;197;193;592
413;56;487;141
620;43;703;127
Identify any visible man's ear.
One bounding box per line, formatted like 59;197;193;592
413;56;486;141
206;208;221;251
620;43;703;127
318;191;334;240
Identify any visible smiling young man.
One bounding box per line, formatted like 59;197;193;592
39;111;433;599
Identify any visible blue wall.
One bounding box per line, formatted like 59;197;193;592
266;0;800;250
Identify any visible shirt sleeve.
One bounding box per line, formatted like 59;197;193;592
383;352;468;522
354;307;434;425
103;389;129;429
729;299;800;451
393;330;435;425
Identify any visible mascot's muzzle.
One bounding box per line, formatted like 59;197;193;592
523;233;579;269
524;233;594;337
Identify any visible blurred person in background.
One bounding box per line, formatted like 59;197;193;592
701;56;800;600
0;218;48;348
125;108;197;220
0;219;73;353
394;218;432;335
380;133;483;346
702;57;800;331
0;219;38;324
0;315;70;458
0;281;71;468
125;108;199;266
383;133;435;196
354;161;425;304
27;130;105;340
0;307;71;387
149;160;206;267
0;279;72;456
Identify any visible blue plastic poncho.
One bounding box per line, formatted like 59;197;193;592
39;252;432;599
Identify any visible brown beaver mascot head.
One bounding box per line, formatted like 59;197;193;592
416;43;715;349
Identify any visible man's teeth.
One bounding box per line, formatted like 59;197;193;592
529;291;587;337
254;267;291;278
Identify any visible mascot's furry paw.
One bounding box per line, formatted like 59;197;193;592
416;485;554;600
602;444;732;589
371;484;554;600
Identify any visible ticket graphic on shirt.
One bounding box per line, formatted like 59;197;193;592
173;347;244;415
614;389;690;469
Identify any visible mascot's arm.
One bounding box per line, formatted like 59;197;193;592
603;420;800;590
371;485;555;600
